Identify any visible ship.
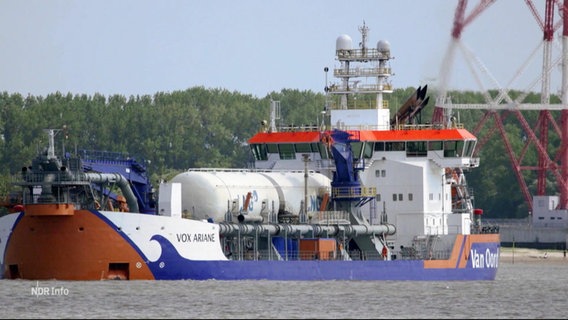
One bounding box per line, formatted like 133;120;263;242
0;23;500;281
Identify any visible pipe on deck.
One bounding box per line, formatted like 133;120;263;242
218;222;395;238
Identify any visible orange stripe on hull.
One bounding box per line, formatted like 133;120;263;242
424;235;464;269
25;203;75;216
424;234;500;269
3;210;155;280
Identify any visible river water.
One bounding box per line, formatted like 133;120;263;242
1;260;567;319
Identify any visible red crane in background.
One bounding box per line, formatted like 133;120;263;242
432;0;568;212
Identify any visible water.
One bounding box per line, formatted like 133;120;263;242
1;261;567;319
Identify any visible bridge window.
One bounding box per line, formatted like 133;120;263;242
295;143;312;153
444;140;464;157
428;141;443;150
311;143;320;152
362;142;373;158
350;142;374;160
351;142;363;160
406;141;427;157
279;144;296;160
463;140;476;157
318;143;331;159
386;142;405;151
250;144;268;161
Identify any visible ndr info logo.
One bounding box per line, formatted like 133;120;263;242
30;281;69;297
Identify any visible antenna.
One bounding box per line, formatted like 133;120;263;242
358;20;368;51
269;99;280;133
323;67;330;130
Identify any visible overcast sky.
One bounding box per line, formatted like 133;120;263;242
0;0;559;98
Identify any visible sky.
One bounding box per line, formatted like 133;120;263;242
0;0;558;98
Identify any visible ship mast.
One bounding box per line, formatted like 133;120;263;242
327;22;394;130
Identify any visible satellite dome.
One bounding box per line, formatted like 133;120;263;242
377;40;391;52
336;34;352;51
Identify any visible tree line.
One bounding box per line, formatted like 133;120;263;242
0;86;558;219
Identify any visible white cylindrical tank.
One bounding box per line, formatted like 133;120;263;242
169;170;331;222
259;171;331;216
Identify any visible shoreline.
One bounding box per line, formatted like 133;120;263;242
499;247;568;263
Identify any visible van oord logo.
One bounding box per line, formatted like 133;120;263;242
470;248;499;269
